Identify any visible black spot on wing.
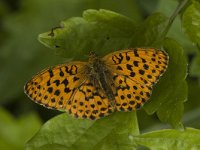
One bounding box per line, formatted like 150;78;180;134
116;66;123;70
130;72;135;77
126;64;132;71
62;79;69;86
54;89;60;96
143;64;149;70
59;70;64;77
139;69;145;75
65;65;78;75
64;87;71;93
134;49;139;57
48;69;54;77
133;61;139;67
47;87;53;93
73;76;79;82
53;80;60;86
125;52;130;61
112;53;124;64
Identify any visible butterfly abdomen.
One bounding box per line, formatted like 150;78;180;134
89;56;115;102
98;71;115;101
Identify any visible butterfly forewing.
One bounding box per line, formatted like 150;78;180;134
25;62;87;110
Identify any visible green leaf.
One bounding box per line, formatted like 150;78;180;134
190;54;200;77
155;0;198;54
144;38;188;128
26;112;138;150
184;80;200;128
38;9;138;59
39;11;168;59
156;81;187;129
134;128;200;150
186;79;200;111
182;0;200;46
131;12;168;47
0;107;41;150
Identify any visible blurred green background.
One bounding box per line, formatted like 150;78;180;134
0;0;199;150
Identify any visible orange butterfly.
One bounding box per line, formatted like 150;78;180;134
24;48;168;120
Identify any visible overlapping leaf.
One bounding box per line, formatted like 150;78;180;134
182;0;200;46
134;128;200;150
26;112;138;150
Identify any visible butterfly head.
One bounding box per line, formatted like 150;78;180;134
88;51;98;62
89;51;96;56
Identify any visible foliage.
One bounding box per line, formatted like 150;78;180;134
134;128;200;150
0;0;199;150
0;108;41;150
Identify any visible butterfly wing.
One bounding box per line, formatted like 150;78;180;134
25;61;115;119
111;73;153;111
25;48;169;119
67;80;115;120
102;48;169;111
24;62;87;110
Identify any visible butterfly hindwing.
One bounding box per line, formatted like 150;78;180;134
111;73;152;111
25;62;86;110
66;80;115;119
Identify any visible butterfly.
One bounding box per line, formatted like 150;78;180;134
24;48;169;120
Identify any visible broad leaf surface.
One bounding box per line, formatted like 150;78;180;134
26;112;138;150
134;128;200;150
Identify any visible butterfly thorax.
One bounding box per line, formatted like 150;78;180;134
87;53;115;102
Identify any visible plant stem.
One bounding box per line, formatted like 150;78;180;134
160;0;190;40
